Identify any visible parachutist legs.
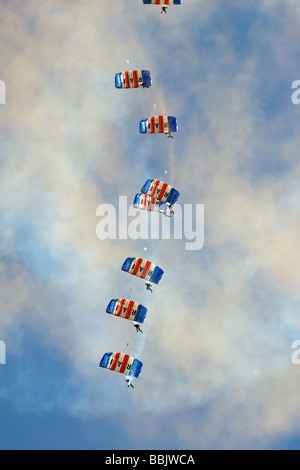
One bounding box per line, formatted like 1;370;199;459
161;7;167;14
145;282;153;293
133;322;143;334
126;379;134;389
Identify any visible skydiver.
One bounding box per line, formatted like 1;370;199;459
145;282;153;293
126;378;134;389
167;203;175;216
133;322;143;334
159;204;174;218
166;131;173;138
141;82;149;89
161;7;167;14
159;208;171;217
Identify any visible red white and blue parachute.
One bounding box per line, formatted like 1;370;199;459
122;257;164;284
106;298;148;323
141;179;180;205
100;352;143;378
133;179;180;212
133;193;161;212
143;0;182;5
115;70;152;89
139;115;178;135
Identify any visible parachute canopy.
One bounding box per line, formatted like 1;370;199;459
115;70;152;89
106;298;148;323
143;0;182;4
133;193;161;212
122;257;164;284
141;178;180;205
140;115;178;134
100;352;143;378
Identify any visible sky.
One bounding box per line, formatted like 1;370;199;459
0;0;300;450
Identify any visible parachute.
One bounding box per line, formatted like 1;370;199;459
141;178;180;205
115;70;152;89
133;193;161;212
122;257;164;284
133;179;180;212
100;352;143;378
106;298;148;323
143;0;182;4
139;115;178;135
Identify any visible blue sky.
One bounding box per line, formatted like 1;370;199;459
1;0;300;450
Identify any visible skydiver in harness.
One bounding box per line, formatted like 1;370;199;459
145;282;153;293
159;207;171;217
141;82;150;88
166;131;173;138
126;378;134;389
168;203;175;216
133;322;143;334
161;7;167;14
159;203;174;218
